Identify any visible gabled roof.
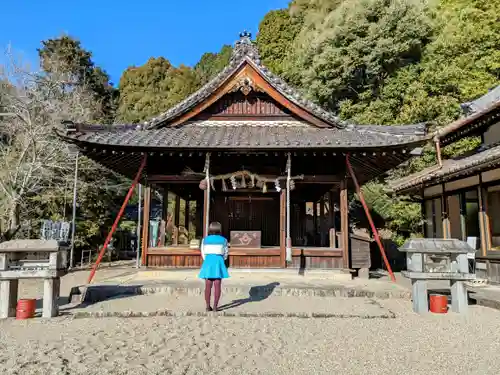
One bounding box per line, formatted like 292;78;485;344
435;84;500;145
144;32;345;129
461;85;500;115
55;32;431;183
390;142;500;194
390;85;500;194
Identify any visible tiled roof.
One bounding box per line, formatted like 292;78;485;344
143;32;345;129
461;85;500;115
57;120;428;150
390;143;500;193
435;85;500;142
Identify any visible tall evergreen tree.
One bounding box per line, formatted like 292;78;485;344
117;57;199;123
195;45;232;85
38;35;118;123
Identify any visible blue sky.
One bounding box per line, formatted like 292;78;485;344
1;0;290;85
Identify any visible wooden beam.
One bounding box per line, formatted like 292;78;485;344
280;189;286;268
141;186;151;266
148;175;201;183
340;179;349;269
148;174;342;184
146;247;343;257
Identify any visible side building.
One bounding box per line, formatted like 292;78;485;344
391;86;500;283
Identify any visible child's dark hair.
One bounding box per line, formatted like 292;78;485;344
208;221;222;235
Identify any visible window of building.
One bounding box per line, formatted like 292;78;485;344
487;184;500;249
424;197;443;238
448;194;462;240
424;199;434;237
464;189;480;250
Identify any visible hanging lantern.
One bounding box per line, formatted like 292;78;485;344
230;175;237;190
240;175;247;188
262;183;267;193
250;174;255;188
210;177;216;191
222;179;228;191
290;180;296;191
199;179;208;190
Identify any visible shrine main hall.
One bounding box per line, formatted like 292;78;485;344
57;32;428;272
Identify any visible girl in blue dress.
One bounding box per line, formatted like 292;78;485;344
199;221;229;312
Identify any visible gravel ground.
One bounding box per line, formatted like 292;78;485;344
1;299;500;375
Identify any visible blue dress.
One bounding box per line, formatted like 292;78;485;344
198;235;230;280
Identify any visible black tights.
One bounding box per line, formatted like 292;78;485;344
205;279;222;311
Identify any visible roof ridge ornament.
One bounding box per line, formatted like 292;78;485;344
231;30;260;64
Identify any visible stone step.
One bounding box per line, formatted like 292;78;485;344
70;281;411;305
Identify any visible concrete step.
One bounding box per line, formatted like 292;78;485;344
70;280;411;305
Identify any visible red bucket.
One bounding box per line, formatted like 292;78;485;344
16;299;36;320
429;294;448;314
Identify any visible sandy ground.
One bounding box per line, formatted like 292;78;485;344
3;267;500;374
70;293;393;318
1;297;500;375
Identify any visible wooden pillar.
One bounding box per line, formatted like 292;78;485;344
313;201;318;246
280;189;286;268
185;200;190;235
442;184;450;239
173;194;181;245
340;179;349;269
421;187;426;237
195;196;203;238
159;187;168;247
320;197;326;247
302;201;307;245
329;189;336;248
479;177;490;257
141;185;151;266
329;190;335;225
202;190;209;237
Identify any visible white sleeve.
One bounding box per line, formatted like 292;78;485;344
200;240;205;260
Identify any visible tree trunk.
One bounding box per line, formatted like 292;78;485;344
8;201;20;235
9;201;20;231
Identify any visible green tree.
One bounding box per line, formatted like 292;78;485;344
117;57;199;123
283;0;434;109
38;35;118;123
342;0;500;133
194;45;232;84
256;9;303;75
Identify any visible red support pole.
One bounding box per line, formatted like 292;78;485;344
87;154;147;284
345;154;396;282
